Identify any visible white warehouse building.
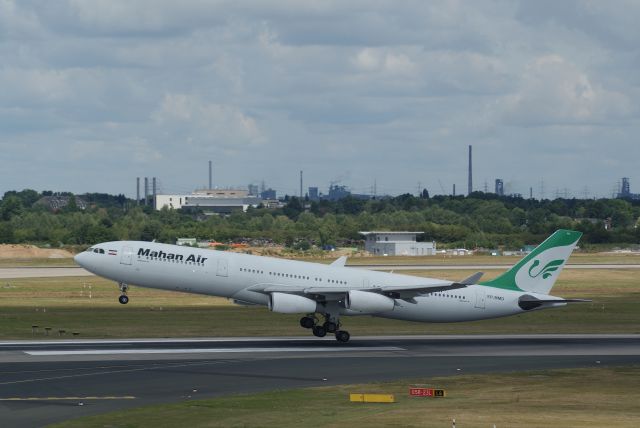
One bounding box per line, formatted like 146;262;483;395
154;189;261;214
360;231;436;256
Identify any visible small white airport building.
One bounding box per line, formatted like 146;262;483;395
360;231;437;256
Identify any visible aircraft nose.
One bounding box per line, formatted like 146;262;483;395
74;252;87;267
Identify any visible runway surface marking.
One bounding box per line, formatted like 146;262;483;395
25;346;405;356
0;359;237;386
0;396;135;401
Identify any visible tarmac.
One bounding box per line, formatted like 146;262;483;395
1;334;639;427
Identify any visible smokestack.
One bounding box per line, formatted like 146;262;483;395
300;170;303;199
136;177;140;205
144;177;149;206
453;183;456;196
468;145;473;196
208;161;212;190
152;177;157;210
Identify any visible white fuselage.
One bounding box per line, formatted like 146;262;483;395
75;241;557;323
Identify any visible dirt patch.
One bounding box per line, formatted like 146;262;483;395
0;244;74;259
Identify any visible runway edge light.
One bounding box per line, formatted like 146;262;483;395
349;393;395;403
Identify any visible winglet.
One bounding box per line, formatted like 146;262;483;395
330;256;348;267
460;272;483;285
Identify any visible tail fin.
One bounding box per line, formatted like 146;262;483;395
480;229;582;294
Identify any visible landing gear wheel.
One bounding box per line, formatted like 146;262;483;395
299;316;315;329
323;321;338;333
312;325;327;338
335;330;350;343
118;295;129;305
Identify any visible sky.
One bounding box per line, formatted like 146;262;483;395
1;0;639;199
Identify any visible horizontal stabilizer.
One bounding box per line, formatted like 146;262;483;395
518;294;592;310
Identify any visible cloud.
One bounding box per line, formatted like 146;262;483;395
0;1;639;198
151;93;265;148
502;55;634;126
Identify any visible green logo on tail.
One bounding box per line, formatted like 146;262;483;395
528;259;564;279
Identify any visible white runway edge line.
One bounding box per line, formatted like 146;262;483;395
25;346;405;356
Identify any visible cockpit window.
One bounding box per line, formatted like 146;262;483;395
91;248;105;254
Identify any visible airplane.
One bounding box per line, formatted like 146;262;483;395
74;229;590;343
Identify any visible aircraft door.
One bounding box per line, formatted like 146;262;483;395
474;289;486;309
120;246;133;265
216;259;228;277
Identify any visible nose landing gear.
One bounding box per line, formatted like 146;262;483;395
118;282;129;304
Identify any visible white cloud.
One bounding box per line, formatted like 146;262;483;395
0;0;639;197
502;55;634;126
351;48;416;75
151;93;265;147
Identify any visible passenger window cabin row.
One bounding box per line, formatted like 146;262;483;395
239;267;348;285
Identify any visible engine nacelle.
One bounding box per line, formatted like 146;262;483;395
268;292;318;314
346;290;395;313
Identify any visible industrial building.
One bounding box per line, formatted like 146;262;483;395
495;179;504;196
360;231;436;256
617;177;640;200
154;189;262;214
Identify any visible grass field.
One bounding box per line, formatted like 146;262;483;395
51;366;640;428
1;268;638;339
0;258;77;267
342;252;640;266
1;251;639;268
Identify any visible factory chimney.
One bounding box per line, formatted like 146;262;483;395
468;145;473;196
208;161;213;190
136;177;140;205
300;170;303;199
144;177;149;206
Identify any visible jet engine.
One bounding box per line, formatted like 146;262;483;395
345;290;395;313
268;292;318;314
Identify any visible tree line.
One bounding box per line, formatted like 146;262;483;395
1;189;639;250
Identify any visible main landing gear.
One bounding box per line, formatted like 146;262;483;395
118;282;129;304
299;314;351;343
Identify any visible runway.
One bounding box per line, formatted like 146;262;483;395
1;263;639;279
1;335;639;427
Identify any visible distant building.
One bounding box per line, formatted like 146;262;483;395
308;187;319;201
359;231;436;256
495;179;504;196
248;184;259;196
35;195;87;211
261;188;276;200
155;188;261;214
176;238;197;246
326;184;351;201
617;177;640;200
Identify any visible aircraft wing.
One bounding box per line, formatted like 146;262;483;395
252;281;469;300
330;256;348;267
